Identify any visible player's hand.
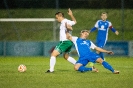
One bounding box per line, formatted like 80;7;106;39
107;51;114;55
67;8;73;16
65;22;73;31
115;31;119;35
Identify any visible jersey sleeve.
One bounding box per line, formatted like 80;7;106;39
72;36;78;44
67;20;76;26
94;20;99;28
108;22;112;27
109;22;116;32
90;41;97;49
90;27;97;32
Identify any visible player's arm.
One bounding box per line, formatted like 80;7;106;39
89;27;97;33
66;32;78;44
66;32;72;41
65;23;73;31
94;47;114;55
115;31;119;35
109;26;119;35
89;21;99;33
90;41;113;55
109;22;119;35
67;8;77;24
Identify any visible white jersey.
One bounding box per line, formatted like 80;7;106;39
59;19;75;41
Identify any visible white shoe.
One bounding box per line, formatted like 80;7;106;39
92;67;99;72
113;70;119;74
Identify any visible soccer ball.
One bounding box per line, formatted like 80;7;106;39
18;64;27;72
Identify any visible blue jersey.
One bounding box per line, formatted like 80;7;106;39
72;37;96;58
95;20;112;40
90;20;116;47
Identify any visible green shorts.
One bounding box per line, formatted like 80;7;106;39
55;40;73;54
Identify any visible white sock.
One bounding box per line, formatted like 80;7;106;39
50;56;56;72
67;56;76;65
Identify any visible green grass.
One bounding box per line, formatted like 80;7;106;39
0;56;133;88
0;9;133;41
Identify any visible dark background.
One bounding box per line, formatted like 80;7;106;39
0;0;132;9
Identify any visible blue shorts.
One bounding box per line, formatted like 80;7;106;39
96;38;107;48
76;52;100;66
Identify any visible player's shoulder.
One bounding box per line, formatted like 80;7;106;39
62;18;70;22
63;18;74;24
65;18;72;22
62;18;68;22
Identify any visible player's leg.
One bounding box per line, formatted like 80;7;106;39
96;51;104;60
96;58;119;74
46;50;60;73
75;59;98;72
63;53;76;65
46;42;62;73
75;63;92;72
62;40;76;65
88;39;102;67
96;39;106;60
46;40;76;73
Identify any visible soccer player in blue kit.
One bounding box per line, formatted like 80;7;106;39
67;30;119;74
89;12;119;61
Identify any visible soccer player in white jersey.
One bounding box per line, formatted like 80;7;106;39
89;12;119;64
67;30;119;74
46;8;77;73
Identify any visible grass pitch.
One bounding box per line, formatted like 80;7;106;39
0;56;133;88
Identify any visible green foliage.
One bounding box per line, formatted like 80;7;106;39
0;9;133;41
0;56;133;88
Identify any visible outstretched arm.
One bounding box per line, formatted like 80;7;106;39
109;26;119;35
94;47;114;55
89;20;99;33
89;27;97;33
67;8;77;24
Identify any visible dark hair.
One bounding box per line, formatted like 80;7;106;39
55;12;64;17
80;30;89;33
101;12;107;15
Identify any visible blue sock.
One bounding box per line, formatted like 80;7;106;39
99;52;104;60
78;66;92;72
102;61;114;72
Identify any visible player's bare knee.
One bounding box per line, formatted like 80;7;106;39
74;64;82;71
51;53;56;57
63;54;67;60
51;50;60;57
63;53;69;60
96;58;103;64
74;66;79;71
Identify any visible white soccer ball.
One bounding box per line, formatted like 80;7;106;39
18;64;27;72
